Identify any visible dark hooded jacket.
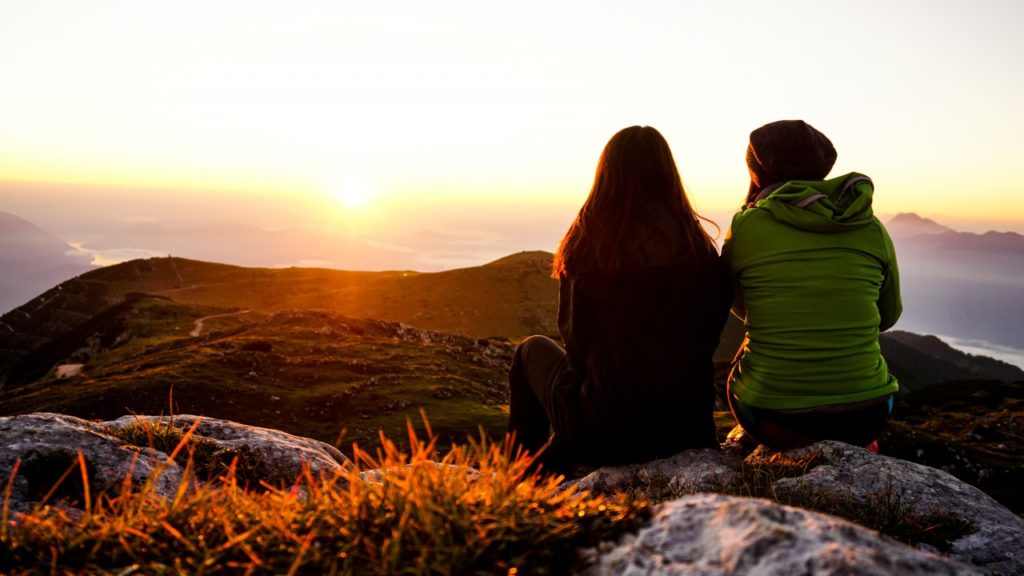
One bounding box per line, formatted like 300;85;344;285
555;205;731;463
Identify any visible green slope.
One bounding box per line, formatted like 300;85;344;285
0;252;556;378
0;297;513;452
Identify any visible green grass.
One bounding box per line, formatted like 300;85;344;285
102;417;272;487
0;302;515;454
0;425;650;575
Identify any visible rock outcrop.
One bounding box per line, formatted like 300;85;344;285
0;413;182;513
0;412;351;513
583;494;978;575
769;441;1024;575
569;448;740;500
3;414;1021;575
103;414;351;480
568;441;1024;575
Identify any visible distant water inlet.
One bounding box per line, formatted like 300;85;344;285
936;334;1024;371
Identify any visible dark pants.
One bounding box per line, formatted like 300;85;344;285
507;336;577;470
728;386;893;450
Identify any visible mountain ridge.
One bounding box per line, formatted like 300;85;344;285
0;253;557;378
0;211;96;314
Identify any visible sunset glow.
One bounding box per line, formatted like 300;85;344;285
329;179;375;211
2;0;1023;250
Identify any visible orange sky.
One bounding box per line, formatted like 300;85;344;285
2;1;1024;241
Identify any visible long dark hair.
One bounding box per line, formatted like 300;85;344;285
552;126;717;278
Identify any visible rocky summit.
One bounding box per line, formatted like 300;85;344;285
3;413;1021;575
566;440;1024;575
583;495;977;576
0;413;350;514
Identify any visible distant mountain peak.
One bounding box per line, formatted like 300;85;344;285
886;213;954;237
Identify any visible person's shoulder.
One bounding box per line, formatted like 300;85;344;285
728;204;777;235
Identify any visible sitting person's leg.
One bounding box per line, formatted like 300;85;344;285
730;388;893;450
795;396;893;448
728;392;813;449
507;335;573;460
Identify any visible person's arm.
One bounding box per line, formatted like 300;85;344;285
557;277;573;345
557;275;589;370
877;224;902;331
720;216;746;322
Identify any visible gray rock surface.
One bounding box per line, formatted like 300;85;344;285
567;449;740;500
0;413;182;513
768;441;1024;575
569;440;1023;574
583;494;978;576
0;413;354;514
103;414;351;480
3;413;1018;575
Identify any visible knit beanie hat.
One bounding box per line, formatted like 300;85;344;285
745;120;837;202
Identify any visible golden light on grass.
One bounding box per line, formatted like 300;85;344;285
0;417;649;575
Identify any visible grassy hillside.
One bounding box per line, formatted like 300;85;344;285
0;252;557;378
0;297;514;452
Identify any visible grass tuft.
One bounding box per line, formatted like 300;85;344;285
103;416;272;488
0;422;649;575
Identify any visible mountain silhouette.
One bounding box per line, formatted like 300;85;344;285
0;211;95;314
0;252;557;379
885;212;953;237
885;213;1024;352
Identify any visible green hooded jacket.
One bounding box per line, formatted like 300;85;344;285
722;172;901;410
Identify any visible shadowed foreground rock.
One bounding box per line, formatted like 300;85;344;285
568;440;1024;575
583;494;978;575
767;441;1024;576
2;413;1019;574
104;414;351;479
569;448;740;499
0;412;351;513
0;413;182;513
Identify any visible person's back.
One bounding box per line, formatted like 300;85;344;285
723;175;900;410
508;125;730;472
723;120;901;450
560;208;730;463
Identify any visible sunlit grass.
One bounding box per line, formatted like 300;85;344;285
0;420;649;575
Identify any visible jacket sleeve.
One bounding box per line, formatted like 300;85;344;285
877;223;903;331
721;213;747;321
557;275;590;372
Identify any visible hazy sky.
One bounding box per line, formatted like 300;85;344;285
3;1;1024;252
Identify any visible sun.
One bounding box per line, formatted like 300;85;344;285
331;178;374;209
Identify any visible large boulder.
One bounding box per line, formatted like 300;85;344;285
0;413;354;514
0;413;182;513
583;494;978;575
567;440;1024;574
764;441;1024;575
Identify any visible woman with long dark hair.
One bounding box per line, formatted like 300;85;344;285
508;126;731;472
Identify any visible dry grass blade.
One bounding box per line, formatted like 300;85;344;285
0;420;649;575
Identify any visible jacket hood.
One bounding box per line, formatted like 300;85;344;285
754;172;875;233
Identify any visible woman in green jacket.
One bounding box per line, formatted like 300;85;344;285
722;120;901;450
